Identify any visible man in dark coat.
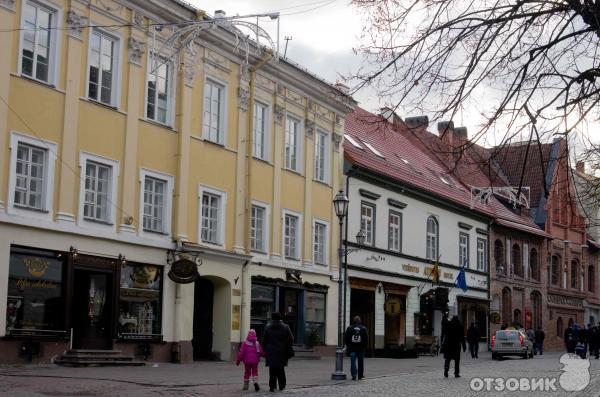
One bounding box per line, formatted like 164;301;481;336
534;326;545;355
262;312;294;392
466;322;480;358
564;323;576;353
443;316;466;378
344;316;369;380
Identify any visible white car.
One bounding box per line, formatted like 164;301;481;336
491;329;534;360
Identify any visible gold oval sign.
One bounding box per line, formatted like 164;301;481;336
168;258;199;284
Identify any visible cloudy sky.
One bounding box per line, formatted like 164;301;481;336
188;0;375;109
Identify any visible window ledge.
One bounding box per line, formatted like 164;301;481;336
313;178;331;188
80;97;126;115
252;156;273;166
139;117;177;132
12;73;65;94
12;205;49;214
83;217;114;226
283;168;304;177
190;135;238;154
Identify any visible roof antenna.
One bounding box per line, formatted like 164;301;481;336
284;36;292;58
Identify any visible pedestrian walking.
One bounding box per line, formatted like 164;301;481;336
564;323;576;353
466;322;480;358
443;316;466;378
534;326;545;356
262;312;294;392
594;325;600;359
236;329;264;392
344;315;369;380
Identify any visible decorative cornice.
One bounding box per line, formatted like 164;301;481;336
67;9;88;40
388;198;407;209
274;104;285;126
476;228;489;236
0;0;15;12
359;188;381;200
332;133;342;152
458;222;473;230
183;49;197;87
237;87;249;111
128;37;146;66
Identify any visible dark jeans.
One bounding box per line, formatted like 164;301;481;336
444;357;460;376
534;342;544;355
468;342;479;358
350;351;364;379
268;366;286;391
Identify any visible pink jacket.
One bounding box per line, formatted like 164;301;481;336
237;330;263;366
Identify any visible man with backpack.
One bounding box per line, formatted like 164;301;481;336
344;316;369;380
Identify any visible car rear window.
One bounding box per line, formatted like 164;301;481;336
495;331;518;340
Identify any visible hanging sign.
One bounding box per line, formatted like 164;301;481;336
168;258;199;284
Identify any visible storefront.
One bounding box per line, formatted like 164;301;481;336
3;245;165;363
457;296;489;343
250;274;328;347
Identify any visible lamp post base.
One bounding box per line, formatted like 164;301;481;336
331;348;347;380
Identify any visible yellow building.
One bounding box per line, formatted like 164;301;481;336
0;0;354;363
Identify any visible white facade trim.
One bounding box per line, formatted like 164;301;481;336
197;184;228;248
138;168;174;241
312;217;330;267
282;208;303;264
85;25;123;109
250;199;271;261
202;75;229;146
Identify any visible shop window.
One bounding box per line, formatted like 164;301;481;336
250;284;275;341
6;247;65;333
118;263;162;339
304;292;326;345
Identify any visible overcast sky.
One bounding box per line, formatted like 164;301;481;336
188;0;376;109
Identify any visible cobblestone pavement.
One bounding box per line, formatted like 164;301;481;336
1;352;599;396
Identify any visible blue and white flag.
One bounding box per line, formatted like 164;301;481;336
455;266;468;292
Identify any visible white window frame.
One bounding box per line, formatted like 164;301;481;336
145;52;175;126
250;200;270;254
138;168;174;238
7;132;57;220
282;209;302;261
78;152;120;228
86;27;122;108
426;215;439;260
459;232;469;267
314;129;330;183
253;100;270;161
284;114;303;173
388;210;402;253
313;218;329;266
477;238;487;271
198;185;227;247
203;76;228;145
18;0;62;86
361;202;376;246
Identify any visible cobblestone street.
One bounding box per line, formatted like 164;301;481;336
1;352;600;396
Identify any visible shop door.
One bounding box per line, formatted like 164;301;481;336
280;288;300;344
72;270;113;350
384;295;406;347
350;289;375;355
193;278;214;360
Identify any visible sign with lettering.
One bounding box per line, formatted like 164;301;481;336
402;264;420;273
385;298;404;316
168;258;199;284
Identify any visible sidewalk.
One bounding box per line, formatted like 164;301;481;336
0;351;505;396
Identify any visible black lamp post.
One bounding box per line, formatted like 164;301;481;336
332;190;350;380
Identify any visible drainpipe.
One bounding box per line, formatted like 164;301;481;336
240;260;250;342
486;219;492;351
343;173;351;330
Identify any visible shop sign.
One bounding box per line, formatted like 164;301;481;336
168;258;199;284
385;298;403;316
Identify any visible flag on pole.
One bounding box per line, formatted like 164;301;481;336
455;266;468;292
431;258;440;285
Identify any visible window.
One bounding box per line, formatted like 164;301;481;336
284;212;300;260
361;203;375;246
304;291;326;345
477;238;487;271
253;101;269;160
83;161;111;222
140;170;173;235
589;265;595;293
20;1;58;84
314;130;329;183
530;248;539;281
459;232;469;267
362;141;384;158
6;247;65;333
313;221;328;265
531;291;542;330
388;211;402;252
250;284;275;341
502;287;512;326
426;216;439;260
551;255;560;285
14;143;45;210
146;54;173;125
285;115;302;172
494;239;505;274
251;205;267;253
203;78;226;144
201;193;221;244
512;244;522;277
87;30;118;106
118;263;162;338
344;134;363;149
571;260;579;289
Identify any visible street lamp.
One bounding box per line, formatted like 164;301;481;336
332;191;349;380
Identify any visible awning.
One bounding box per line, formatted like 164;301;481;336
495;218;550;238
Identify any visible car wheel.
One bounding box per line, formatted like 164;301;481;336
492;353;497;360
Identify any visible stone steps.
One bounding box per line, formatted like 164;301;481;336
54;349;146;367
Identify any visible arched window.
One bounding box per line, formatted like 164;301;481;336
551;255;560;285
530;291;542;330
512;244;522;277
426;216;439;260
557;317;563;337
513;309;522;327
589;265;595;293
571;260;579;289
502;287;512;326
494;240;505;274
530;249;539;281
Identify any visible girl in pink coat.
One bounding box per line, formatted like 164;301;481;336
236;329;264;391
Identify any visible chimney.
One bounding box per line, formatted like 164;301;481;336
404;116;429;129
453;126;468;146
214;9;226;19
576;161;585;173
437;121;454;143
